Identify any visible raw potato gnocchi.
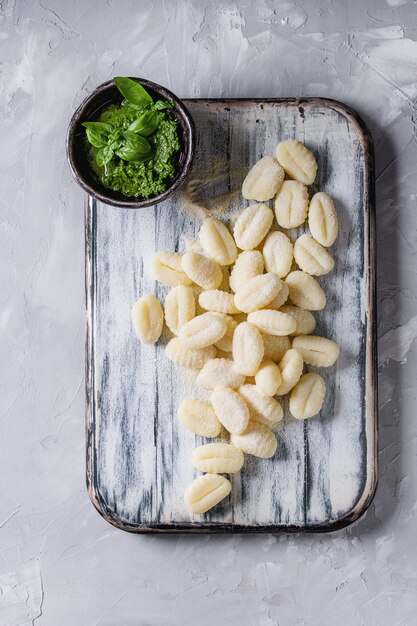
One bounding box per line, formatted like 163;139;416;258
199;217;237;265
213;314;238;352
179;313;227;349
285;271;326;311
254;361;282;397
292;335;340;367
192;443;244;474
233;203;274;250
247;309;296;336
184;473;231;514
275;139;318;185
275;348;304;396
230;250;264;293
231;422;277;459
166;337;216;369
262;231;293;278
290;372;326;420
242;156;285;201
199;290;240;314
294;234;334;276
196;358;245;390
280;305;316;336
266;281;289;310
181;251;222;290
239;384;283;429
232;322;264;376
234;272;283;313
164;286;195;335
131;294;164;345
151;252;192;287
177;399;222;437
309;192;339;247
211;387;250;434
274;180;309;228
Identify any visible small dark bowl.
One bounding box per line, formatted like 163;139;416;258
66;78;195;208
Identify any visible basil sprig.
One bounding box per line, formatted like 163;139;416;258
83;77;174;168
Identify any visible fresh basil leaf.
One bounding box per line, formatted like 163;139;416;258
127;110;159;136
114;77;153;108
96;145;114;167
116;131;152;162
82;121;112;147
153;100;174;111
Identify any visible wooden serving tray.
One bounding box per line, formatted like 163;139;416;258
85;98;377;533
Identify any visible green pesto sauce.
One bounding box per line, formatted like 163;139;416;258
89;103;180;198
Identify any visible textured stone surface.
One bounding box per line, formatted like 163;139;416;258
0;0;416;624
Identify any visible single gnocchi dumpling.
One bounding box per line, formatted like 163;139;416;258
232;322;265;376
229;250;264;293
247;309;296;336
181;251;222;290
309;192;338;247
199;290;240;315
231;422;277;459
242;156;285;201
262;231;294;278
184;473;231;514
234;272;283;313
293;234;334;276
289;372;326;420
165;337;216;369
275;139;317;185
274;180;309;229
233;203;274;250
262;334;291;361
196;358;245;390
212;313;238;352
179;313;227;349
177;399;222;437
211;387;250;434
285;271;326;311
164;286;195;335
192;443;244;474
280;305;316;336
199;217;238;266
254;361;282;397
239;383;283;429
151;252;193;287
292;335;340;367
275;348;304;396
131;294;164;344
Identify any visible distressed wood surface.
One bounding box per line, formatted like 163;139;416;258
85;99;377;532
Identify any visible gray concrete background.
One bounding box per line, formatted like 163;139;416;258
1;0;416;624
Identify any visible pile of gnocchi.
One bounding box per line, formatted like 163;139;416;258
132;139;340;516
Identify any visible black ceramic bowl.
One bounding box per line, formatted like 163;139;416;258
66;78;195;208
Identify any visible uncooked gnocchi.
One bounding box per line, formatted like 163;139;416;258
229;250;264;293
309;192;338;247
131;294;164;344
151;252;192;287
285;271;326;311
233;203;274;250
164;286;195;335
239;384;283;429
274;180;309;228
213;314;238;352
292;335;340;367
199;217;238;265
179;313;227;349
199;290;240;314
242;156;285;201
166;337;216;369
266;281;289;310
232;322;264;376
289;372;326;420
192;443;244;474
184;473;231;514
231;422;277;459
181;251;223;290
177;399;222;437
262;230;293;278
234;272;283;313
247;309;296;336
254;361;282;397
196;358;245;390
294;234;334;276
275;348;304;396
275;139;317;185
211;387;250;434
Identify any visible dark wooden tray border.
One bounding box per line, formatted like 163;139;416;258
85;97;377;534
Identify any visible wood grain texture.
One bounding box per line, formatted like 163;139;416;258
85;98;377;533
